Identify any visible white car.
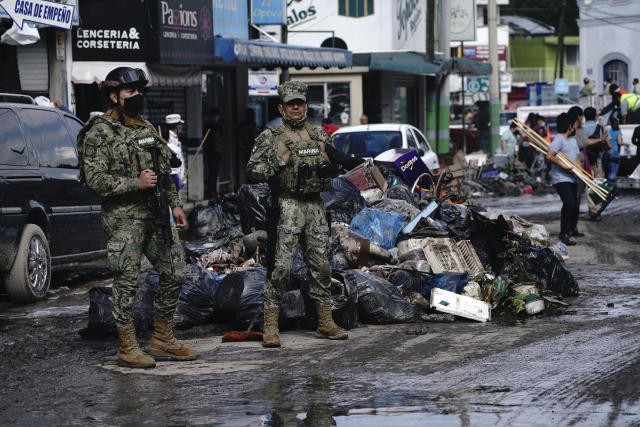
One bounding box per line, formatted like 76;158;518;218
332;124;440;171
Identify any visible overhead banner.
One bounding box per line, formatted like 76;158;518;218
251;0;286;25
248;69;278;95
156;0;214;65
0;0;76;30
451;0;476;42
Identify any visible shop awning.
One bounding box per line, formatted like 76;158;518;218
449;57;492;76
71;62;201;86
353;52;491;77
214;38;352;68
353;52;447;76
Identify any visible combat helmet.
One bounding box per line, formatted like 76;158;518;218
99;67;149;97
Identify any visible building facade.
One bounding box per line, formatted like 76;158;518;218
578;0;640;93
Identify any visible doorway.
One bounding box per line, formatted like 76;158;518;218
604;60;628;92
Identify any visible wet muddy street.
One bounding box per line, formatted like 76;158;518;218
1;194;640;426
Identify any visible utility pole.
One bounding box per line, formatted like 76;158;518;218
488;0;500;155
438;0;451;154
426;0;437;143
554;0;567;80
280;24;289;83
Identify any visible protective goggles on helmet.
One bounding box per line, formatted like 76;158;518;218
117;68;149;86
100;67;149;90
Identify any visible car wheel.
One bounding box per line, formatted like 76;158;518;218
5;224;51;302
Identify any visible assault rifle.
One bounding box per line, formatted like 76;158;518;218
148;146;175;274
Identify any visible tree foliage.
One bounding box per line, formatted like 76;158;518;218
501;0;579;36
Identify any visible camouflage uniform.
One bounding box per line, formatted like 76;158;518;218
247;82;335;310
78;109;185;328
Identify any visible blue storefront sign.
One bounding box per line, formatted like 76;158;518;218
555;78;569;95
251;0;286;25
213;0;247;39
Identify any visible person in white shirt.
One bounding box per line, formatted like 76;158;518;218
165;114;187;189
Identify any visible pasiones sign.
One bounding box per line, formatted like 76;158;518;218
156;0;213;65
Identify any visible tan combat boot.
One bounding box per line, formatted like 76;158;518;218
316;301;348;340
117;324;156;369
148;316;199;361
262;306;281;348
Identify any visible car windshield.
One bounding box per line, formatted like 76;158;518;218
333;131;402;157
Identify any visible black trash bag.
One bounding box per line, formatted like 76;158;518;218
174;301;214;329
328;237;350;271
188;204;244;249
372;198;420;222
469;211;513;273
231;268;267;331
343;270;415;324
213;272;245;319
388;269;429;294
328;272;359;330
79;287;116;338
174;264;218;329
281;289;306;328
386;183;417;207
321;177;366;224
133;269;159;331
238;184;271;234
523;247;579;297
79;271;158;339
437;203;472;241
288;246;308;291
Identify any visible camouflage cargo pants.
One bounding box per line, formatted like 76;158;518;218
102;215;186;328
263;196;331;309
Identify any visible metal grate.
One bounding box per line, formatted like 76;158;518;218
423;238;484;277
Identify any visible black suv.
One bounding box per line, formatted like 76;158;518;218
0;99;106;302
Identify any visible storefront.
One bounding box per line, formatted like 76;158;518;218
0;1;79;103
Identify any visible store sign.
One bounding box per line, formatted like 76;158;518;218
157;0;213;65
450;0;476;42
392;0;425;52
248;70;278;95
0;0;75;30
500;72;512;93
463;45;507;62
213;0;248;39
466;76;489;94
72;0;146;62
0;0;79;25
252;0;286;25
555;78;569;95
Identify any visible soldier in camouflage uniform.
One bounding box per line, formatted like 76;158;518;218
78;67;198;368
247;81;348;347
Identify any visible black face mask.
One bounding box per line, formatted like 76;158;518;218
121;93;144;117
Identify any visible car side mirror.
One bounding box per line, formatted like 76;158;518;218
418;149;425;156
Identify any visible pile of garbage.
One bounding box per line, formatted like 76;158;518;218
81;152;579;337
448;151;555;199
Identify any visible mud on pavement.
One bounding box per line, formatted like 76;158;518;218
2;194;640;426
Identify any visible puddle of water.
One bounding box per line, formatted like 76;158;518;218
0;304;88;320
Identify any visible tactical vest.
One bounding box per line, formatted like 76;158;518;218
622;93;640;113
77;114;172;184
274;123;331;194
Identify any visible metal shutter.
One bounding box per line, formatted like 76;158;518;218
145;87;187;129
17;40;49;92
